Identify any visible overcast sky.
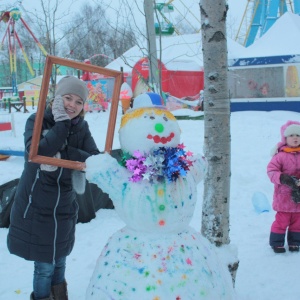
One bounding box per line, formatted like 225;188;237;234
0;0;248;36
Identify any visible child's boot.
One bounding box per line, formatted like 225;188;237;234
272;246;286;253
270;232;286;253
289;245;300;252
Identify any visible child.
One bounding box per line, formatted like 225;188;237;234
267;120;300;253
7;76;100;299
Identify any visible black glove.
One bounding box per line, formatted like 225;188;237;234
280;174;299;189
280;174;300;204
292;188;300;204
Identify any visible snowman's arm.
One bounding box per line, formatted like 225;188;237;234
190;154;207;183
85;152;129;196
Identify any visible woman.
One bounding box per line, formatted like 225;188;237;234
7;76;100;300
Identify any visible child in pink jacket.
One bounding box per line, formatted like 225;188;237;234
267;120;300;253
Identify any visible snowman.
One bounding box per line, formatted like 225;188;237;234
85;92;235;299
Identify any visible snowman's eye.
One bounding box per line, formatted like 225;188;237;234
150;115;155;120
163;115;168;121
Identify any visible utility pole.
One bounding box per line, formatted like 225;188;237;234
144;0;160;94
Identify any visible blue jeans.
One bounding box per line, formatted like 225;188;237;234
33;256;66;299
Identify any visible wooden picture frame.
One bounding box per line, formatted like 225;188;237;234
28;55;123;170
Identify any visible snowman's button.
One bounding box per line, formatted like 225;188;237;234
158;219;165;226
157;189;164;197
159;204;165;211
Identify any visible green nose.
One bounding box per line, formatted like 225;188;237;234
155;123;164;133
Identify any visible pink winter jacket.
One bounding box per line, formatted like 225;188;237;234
267;150;300;212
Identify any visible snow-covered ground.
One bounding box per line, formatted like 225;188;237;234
1;105;299;299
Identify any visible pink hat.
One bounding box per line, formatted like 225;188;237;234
280;120;300;143
271;120;300;155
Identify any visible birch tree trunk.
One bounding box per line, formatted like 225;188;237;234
200;0;239;285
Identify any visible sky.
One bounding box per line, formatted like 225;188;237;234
1;104;300;299
0;0;248;39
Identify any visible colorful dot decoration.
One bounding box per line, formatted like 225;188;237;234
159;205;165;211
85;140;233;299
86;228;235;299
112;170;198;233
157;189;164;197
158;219;165;226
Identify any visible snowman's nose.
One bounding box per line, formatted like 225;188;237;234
155;123;164;133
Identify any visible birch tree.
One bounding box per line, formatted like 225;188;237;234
200;0;239;284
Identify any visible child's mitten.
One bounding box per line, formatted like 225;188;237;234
291;188;300;203
280;174;299;188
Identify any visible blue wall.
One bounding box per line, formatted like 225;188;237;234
231;101;300;112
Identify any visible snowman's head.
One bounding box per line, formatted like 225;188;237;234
119;92;181;155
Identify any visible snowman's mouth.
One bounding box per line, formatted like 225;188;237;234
147;132;175;144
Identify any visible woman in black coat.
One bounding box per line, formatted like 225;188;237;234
7;76;100;300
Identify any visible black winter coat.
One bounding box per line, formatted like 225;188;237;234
7;108;100;263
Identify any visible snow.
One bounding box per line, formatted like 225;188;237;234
105;33;246;72
84;96;234;299
106;11;300;74
1;105;300;299
241;12;300;58
2;6;299;299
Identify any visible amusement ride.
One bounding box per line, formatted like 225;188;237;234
1;1;299;99
0;5;47;95
236;0;300;47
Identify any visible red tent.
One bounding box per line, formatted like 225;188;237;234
132;57;204;98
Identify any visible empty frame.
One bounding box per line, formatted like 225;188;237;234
28;55;123;170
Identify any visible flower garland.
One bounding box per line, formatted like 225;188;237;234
121;144;194;183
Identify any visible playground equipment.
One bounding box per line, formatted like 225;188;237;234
154;3;176;35
236;0;300;47
0;7;47;95
154;1;200;36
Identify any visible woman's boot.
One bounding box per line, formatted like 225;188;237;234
30;292;53;300
51;280;68;300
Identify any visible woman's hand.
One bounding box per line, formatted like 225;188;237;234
52;95;70;122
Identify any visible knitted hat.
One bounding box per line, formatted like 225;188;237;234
55;76;88;102
281;121;300;142
283;122;300;138
271;120;300;155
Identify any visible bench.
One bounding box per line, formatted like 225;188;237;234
8;100;28;113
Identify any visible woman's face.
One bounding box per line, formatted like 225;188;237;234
286;134;300;148
62;94;84;119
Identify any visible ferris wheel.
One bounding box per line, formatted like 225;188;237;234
236;0;300;47
0;6;47;95
154;0;200;36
